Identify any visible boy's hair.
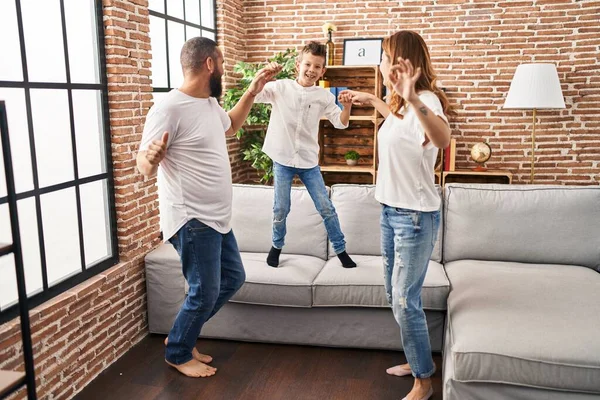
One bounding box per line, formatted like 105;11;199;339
299;41;327;62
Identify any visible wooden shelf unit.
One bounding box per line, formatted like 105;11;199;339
318;65;384;185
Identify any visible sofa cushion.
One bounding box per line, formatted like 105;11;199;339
312;255;449;310
231;184;328;260
329;184;443;262
445;259;600;394
229;252;326;308
443;184;600;271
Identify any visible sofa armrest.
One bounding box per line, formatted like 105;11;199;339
145;243;185;334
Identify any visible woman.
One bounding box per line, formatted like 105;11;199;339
342;31;453;400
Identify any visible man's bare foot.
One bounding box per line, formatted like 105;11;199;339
386;363;412;377
401;378;433;400
165;358;217;378
164;337;213;364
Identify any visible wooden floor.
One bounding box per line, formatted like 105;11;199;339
75;335;443;400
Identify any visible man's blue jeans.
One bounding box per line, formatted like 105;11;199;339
381;205;440;379
166;218;245;365
272;162;346;254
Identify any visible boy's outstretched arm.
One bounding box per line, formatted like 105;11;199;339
323;92;350;129
226;64;282;135
338;92;353;127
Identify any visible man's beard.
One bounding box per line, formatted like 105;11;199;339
210;71;223;98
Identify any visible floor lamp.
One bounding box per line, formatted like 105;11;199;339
503;64;566;184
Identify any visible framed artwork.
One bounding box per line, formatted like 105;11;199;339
343;38;383;66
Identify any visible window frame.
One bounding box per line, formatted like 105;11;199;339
0;0;118;324
149;0;218;94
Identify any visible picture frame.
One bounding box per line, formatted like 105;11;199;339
343;38;383;66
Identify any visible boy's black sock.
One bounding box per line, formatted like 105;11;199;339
337;251;357;268
267;246;282;268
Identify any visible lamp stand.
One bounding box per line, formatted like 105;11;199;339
531;108;536;184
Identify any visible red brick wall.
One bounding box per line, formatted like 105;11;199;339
218;0;256;182
245;0;600;184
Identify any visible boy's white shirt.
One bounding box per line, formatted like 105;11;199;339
255;79;348;169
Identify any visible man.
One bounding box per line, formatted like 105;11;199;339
137;37;279;378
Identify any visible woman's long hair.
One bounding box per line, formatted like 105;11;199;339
383;31;455;118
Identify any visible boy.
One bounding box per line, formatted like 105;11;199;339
253;41;357;268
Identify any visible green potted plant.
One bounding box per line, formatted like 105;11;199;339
223;49;297;184
344;150;360;166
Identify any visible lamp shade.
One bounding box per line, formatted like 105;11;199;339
503;63;566;109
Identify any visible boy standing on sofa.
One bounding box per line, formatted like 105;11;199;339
253;41;357;268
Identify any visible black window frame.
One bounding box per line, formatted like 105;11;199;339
149;0;219;95
0;0;118;324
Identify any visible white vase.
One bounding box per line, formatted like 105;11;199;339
346;159;358;166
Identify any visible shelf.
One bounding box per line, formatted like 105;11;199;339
320;165;375;174
0;243;12;257
0;370;25;397
320;116;384;124
442;169;512;185
443;170;512;177
324;65;379;71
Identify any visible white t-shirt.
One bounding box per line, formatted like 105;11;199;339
375;91;448;212
140;89;233;241
255;79;348;168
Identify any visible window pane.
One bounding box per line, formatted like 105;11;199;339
30;89;74;188
148;0;164;13
0;197;43;304
80;180;111;267
0;204;17;310
202;30;215;41
168;0;184;20
18;197;43;296
0;254;17;311
41;188;81;286
186;26;201;41
185;0;200;24
201;0;215;29
168;21;185;89
0;0;23;81
149;16;169;88
73;90;106;178
21;0;66;83
64;0;100;84
0;89;34;195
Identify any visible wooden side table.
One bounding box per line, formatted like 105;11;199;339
442;170;513;185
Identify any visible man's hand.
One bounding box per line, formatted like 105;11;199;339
146;131;169;166
338;92;353;109
248;63;283;96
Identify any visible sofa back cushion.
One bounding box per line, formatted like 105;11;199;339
443;184;600;271
231;184;328;260
329;184;443;262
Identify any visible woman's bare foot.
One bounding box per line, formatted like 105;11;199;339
386;363;412;377
164;337;213;364
165;358;217;378
401;378;433;400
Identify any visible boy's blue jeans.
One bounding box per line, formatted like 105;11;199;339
166;219;245;365
272;162;346;254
